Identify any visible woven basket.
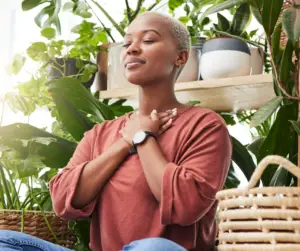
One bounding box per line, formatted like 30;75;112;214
216;155;300;251
0;210;77;248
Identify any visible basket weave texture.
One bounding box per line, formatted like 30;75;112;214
0;210;77;248
216;155;300;251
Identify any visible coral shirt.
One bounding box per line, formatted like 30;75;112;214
50;106;232;251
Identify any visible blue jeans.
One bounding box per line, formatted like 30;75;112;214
0;230;186;251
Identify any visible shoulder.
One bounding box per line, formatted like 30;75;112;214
183;106;227;128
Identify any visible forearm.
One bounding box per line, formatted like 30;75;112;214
137;138;168;201
72;138;131;208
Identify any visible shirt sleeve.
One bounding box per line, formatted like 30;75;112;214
49;124;100;220
160;113;232;226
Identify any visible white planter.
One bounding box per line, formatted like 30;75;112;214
199;37;251;80
250;47;264;75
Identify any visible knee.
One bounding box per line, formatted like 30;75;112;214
123;237;186;251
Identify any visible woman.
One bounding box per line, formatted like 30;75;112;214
0;11;231;251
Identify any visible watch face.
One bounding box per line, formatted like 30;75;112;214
133;131;146;144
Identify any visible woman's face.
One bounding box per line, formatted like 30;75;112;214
121;14;180;85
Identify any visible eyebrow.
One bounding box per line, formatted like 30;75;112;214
125;29;161;37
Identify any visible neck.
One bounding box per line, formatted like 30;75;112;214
137;80;183;116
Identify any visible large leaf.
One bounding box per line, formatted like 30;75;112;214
230;3;251;36
223;162;240;189
250;97;283;128
217;13;230;32
261;0;284;36
52;93;95;141
269;166;293;186
0;123;77;169
247;136;265;158
258;103;297;185
22;0;44;10
26;42;49;62
272;23;283;64
279;39;294;87
282;7;300;41
47;77;115;121
289;120;300;135
5;93;36;116
231;136;256;181
199;0;248;23
23;0;62;33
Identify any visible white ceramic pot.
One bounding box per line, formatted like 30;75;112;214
176;46;201;83
199;37;251;80
250;47;264;75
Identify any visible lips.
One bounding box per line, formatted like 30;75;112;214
125;58;146;69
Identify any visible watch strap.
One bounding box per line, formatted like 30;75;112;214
130;131;157;154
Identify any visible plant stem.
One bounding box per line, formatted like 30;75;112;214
131;0;144;21
267;36;300;100
84;0;115;42
0;164;13;208
125;0;132;22
90;0;125;36
0;175;6;209
7;170;21;209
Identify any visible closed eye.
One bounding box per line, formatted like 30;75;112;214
144;40;155;44
122;43;131;48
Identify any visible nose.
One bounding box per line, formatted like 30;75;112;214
126;42;141;55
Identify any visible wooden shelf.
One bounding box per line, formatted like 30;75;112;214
99;74;275;112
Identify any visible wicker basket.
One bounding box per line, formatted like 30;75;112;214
216;155;300;251
0;210;77;248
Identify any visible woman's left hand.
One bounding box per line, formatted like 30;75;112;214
120;110;174;146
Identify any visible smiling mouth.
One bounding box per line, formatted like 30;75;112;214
125;61;145;69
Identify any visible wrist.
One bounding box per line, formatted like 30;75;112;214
119;138;132;152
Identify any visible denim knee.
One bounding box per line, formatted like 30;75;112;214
123;237;187;251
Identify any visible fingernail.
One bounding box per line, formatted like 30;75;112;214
169;118;172;123
152;109;157;113
172;110;177;116
172;108;177;112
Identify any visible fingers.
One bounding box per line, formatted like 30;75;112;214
158;118;172;135
151;109;159;121
157;108;177;119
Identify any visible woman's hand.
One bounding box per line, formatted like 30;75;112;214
120;109;176;146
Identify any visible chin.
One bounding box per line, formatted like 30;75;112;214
125;73;150;85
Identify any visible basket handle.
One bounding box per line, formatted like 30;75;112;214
247;155;300;189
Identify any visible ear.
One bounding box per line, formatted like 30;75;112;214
175;50;189;67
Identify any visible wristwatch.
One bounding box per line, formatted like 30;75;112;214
131;130;157;154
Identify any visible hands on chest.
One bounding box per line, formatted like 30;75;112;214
120;108;177;147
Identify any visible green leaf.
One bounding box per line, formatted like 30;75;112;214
231;136;256;181
19;155;46;178
69;220;90;251
199;0;248;24
250;5;262;24
33;0;62;34
0;123;77;169
178;16;189;25
26;42;49;62
6;54;26;76
249;29;258;38
269;166;293;186
52;93;95;141
272;23;283;64
258;103;297;185
168;0;185;11
22;0;43;11
223;162;240;189
247;137;265;158
5;93;36;116
47;77;115;121
262;0;284;35
250;97;283;128
63;1;74;11
41;27;56;40
217;13;230;31
279;39;294;86
282;7;300;41
230;3;251;36
289;120;300;135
